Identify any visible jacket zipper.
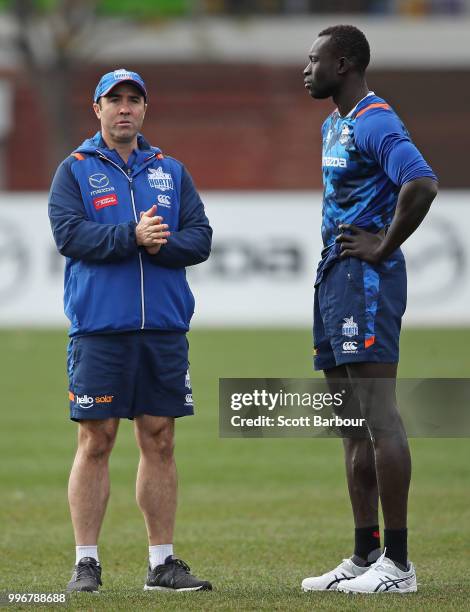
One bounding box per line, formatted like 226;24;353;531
97;151;156;330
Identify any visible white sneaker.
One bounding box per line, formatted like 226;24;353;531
301;558;368;591
337;551;417;594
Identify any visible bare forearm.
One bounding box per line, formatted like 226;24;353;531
377;177;438;260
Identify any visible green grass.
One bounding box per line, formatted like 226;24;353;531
1;328;469;611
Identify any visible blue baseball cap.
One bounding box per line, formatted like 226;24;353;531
94;69;147;102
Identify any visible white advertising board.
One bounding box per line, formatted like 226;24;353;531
0;191;468;327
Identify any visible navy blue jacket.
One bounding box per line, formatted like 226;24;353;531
49;132;212;336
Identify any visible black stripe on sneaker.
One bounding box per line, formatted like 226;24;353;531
373;574;414;592
326;573;354;590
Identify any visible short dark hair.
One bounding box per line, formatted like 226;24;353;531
318;25;370;73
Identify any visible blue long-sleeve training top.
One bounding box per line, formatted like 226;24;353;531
49;132;212;336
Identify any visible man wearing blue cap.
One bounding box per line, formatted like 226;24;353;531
49;69;213;594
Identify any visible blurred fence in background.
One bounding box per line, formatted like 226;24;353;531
0;2;467;328
0;191;467;327
0;6;468;190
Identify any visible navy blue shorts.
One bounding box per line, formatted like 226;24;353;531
313;252;407;371
67;331;194;421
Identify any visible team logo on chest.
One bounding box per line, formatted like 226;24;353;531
148;166;174;191
339;124;351;146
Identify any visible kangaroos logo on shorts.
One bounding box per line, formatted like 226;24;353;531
342;316;358;337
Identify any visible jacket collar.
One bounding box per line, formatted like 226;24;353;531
75;131;160;156
74;132;163;176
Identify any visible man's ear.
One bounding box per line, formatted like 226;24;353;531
93;101;101;120
337;56;352;75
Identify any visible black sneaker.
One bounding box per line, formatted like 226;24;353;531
66;557;102;593
144;556;212;592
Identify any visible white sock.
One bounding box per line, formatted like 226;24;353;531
76;545;99;565
149;544;173;569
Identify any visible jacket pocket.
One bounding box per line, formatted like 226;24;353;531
73;264;95;327
64;269;80;328
144;264;195;330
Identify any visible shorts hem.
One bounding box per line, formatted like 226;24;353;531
70;409;194;422
334;352;399;366
70;411;124;422
314;359;337;371
133;409;194;419
314;353;399;371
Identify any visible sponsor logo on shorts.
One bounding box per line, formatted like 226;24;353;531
185;370;191;389
157;194;171;208
95;395;114;404
185;393;193;405
93;194;118;210
342;341;358;354
74;394;95;409
72;393;114;410
342;316;358;337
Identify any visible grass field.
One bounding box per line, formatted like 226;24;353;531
1;328;470;611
